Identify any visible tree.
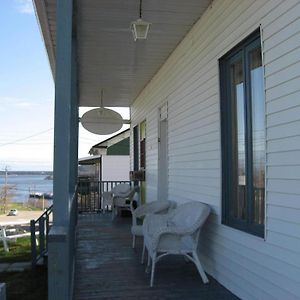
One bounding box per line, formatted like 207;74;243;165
0;184;15;213
0;166;15;214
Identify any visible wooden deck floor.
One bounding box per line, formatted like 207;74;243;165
74;213;238;300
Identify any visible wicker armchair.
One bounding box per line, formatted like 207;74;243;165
111;184;135;220
130;200;176;260
143;201;211;287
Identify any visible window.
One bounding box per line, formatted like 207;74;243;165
220;29;265;237
133;125;139;171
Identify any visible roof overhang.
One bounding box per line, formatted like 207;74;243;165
91;129;130;149
34;0;212;108
78;155;101;165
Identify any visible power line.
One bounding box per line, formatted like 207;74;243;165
0;128;53;147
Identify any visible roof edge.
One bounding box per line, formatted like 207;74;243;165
91;129;130;149
33;0;56;78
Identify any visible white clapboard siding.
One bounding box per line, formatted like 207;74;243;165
131;0;300;298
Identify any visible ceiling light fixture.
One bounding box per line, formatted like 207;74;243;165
131;0;151;41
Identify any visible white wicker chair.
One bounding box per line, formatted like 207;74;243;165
111;184;135;220
130;200;177;258
143;201;211;287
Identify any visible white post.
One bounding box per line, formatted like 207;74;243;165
0;227;9;252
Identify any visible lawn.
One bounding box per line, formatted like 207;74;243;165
0;237;32;263
0;237;47;300
0;203;42;215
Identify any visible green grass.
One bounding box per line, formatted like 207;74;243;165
0;203;43;215
0;237;32;263
0;267;47;300
8;202;42;211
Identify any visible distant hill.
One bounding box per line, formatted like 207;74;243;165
0;171;53;176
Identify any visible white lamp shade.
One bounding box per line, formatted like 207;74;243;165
81;108;123;135
131;18;151;41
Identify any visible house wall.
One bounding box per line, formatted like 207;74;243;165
101;155;130;181
130;0;300;299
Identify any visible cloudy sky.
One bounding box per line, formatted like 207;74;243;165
0;1;129;171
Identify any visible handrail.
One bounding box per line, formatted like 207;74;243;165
30;205;53;267
35;204;53;224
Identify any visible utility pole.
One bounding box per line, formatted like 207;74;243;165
4;166;8;213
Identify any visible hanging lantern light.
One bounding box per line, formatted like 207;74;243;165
131;0;151;41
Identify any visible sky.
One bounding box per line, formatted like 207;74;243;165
0;0;129;171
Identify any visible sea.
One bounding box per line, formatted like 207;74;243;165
0;174;53;203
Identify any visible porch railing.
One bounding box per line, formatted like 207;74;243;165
30;204;53;267
77;180;132;213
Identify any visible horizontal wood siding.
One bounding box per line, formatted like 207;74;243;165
131;0;300;299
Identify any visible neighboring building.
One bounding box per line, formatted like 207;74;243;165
78;155;130;182
89;129;130;156
34;1;300;299
78;155;101;179
79;130;130;181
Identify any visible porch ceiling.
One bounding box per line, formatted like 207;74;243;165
35;0;212;107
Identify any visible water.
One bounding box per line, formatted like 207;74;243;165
0;174;53;203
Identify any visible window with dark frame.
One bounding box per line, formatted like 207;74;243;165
220;29;265;237
133;125;139;171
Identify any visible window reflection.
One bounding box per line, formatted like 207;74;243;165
231;59;246;220
250;48;265;225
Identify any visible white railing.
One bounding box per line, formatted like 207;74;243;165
77;179;132;213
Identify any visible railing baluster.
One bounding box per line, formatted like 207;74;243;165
30;219;37;268
46;213;50;253
99;181;102;211
39;216;45;258
31;205;53;268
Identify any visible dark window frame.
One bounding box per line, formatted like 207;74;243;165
220;29;265;237
133;125;139;171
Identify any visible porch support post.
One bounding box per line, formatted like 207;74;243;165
52;0;77;225
48;0;78;299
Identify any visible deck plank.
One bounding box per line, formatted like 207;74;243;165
74;213;238;300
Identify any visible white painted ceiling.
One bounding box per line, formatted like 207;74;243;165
38;0;212;107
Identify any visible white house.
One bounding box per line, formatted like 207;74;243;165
79;129;131;181
34;0;300;299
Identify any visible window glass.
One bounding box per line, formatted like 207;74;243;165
230;59;246;220
250;47;265;225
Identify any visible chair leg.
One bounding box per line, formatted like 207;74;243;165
132;235;136;249
111;206;115;220
192;251;209;284
112;206;118;220
141;240;145;264
147;252;151;268
150;252;157;287
145;251;151;273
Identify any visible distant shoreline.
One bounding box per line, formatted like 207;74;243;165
0;171;53;176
